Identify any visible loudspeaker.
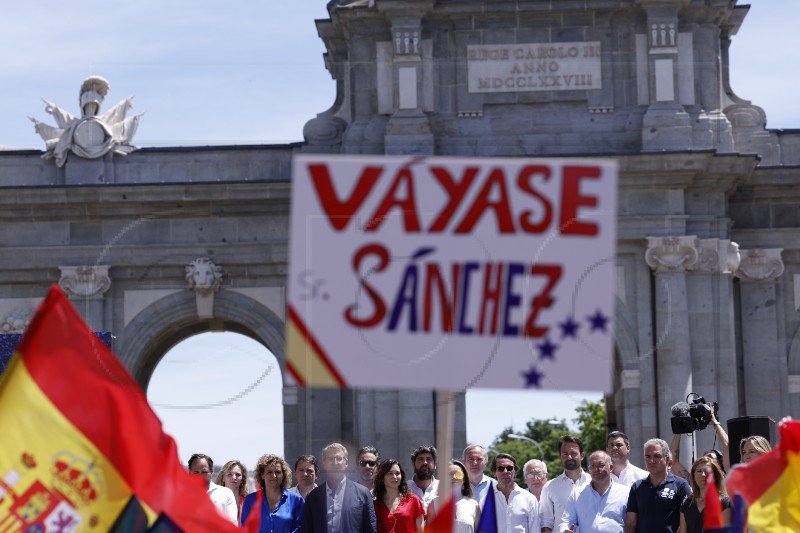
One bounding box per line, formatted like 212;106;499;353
727;416;776;465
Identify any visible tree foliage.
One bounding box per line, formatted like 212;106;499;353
485;399;607;486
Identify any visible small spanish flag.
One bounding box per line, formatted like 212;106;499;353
0;285;241;531
726;419;800;532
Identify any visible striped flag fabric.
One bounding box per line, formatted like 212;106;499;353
0;285;241;531
476;482;497;533
726;419;800;532
422;495;454;533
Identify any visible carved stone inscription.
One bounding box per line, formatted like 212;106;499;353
467;42;602;93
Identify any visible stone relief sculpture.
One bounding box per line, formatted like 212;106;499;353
29;76;144;167
185;258;223;297
186;258;224;319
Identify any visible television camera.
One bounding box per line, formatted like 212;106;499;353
670;393;719;434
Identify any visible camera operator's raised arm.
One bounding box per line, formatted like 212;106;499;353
668;434;689;479
709;410;731;473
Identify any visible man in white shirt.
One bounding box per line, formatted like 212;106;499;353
488;452;540;533
605;432;647;487
560;451;628;533
188;453;237;524
540;435;590;532
463;443;495;503
407;445;440;519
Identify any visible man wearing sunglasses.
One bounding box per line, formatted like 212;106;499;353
356;446;380;493
489;453;540;533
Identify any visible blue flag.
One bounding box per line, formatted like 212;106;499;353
476;482;498;533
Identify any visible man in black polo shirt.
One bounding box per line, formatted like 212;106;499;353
624;438;691;532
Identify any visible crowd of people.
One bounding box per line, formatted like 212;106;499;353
187;416;773;533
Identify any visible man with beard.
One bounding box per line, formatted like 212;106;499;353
606;432;647;487
560;451;628;532
356;446;380;492
407;445;439;519
540;435;590;533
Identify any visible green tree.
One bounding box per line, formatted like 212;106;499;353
487;418;570;485
573;399;608;456
485;399;608;485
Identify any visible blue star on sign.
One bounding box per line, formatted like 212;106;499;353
522;366;544;388
559;316;580;339
537;338;557;360
588;309;609;332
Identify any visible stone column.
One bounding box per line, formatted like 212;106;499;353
377;0;435;156
684;239;740;455
735;249;788;420
638;1;693;150
58;265;111;331
645;236;697;440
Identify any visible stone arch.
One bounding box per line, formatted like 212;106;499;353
116;290;286;390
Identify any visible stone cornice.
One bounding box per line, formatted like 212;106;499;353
58;265;111;299
734;248;784;282
645;236;740;274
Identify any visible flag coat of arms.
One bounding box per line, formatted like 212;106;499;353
0;285;241;531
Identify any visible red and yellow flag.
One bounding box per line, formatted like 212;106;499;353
726;419;800;532
0;285;240;531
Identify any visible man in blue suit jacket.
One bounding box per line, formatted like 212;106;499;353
301;443;377;533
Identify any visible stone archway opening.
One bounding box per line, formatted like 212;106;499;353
146;331;284;470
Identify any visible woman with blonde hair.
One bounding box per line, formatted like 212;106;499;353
240;454;304;531
677;456;730;533
739;435;771;463
215;460;249;520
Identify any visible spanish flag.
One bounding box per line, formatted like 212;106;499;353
726;419;800;531
0;286;241;531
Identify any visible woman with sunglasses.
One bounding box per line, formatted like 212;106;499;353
374;459;425;533
449;460;480;533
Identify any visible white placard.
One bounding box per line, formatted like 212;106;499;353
286;155;617;392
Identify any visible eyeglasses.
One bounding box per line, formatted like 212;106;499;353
495;466;515;472
359;460;377;467
524;472;546;479
588;463;608;470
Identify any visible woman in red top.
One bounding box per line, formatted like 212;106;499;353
373;459;425;533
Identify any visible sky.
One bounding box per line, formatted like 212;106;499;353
2;1;798;469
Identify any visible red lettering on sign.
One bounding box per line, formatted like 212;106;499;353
364;167;421;232
344;244;389;328
517;165;553;233
523;264;562;338
560;166;600;235
454;168;516;234
428;166;479;232
309;164;383;231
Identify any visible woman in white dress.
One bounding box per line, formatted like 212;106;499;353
450;460;480;533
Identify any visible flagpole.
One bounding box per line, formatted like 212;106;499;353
435;388;454;506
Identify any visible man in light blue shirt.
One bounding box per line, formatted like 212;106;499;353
462;443;495;503
560;451;627;533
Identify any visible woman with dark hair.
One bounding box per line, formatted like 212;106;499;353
215;460;249;521
449;460;480;533
240;454;304;532
373;459;425;533
677;456;730;533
